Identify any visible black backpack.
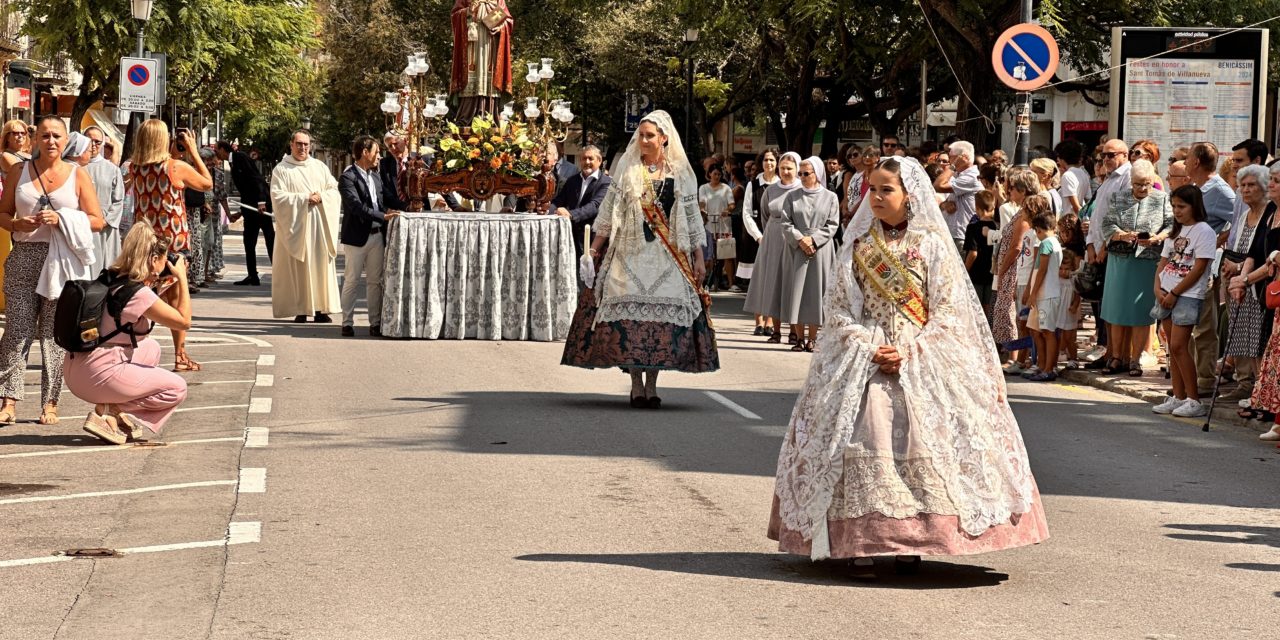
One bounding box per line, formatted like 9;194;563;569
54;271;152;353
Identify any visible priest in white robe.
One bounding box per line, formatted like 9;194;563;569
270;130;341;322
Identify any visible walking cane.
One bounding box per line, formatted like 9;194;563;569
1202;289;1241;432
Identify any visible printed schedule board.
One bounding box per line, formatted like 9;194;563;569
1109;27;1268;166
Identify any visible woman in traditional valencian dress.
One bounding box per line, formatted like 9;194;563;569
561;111;719;407
768;157;1048;577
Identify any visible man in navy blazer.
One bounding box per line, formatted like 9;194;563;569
550;145;611;261
339;135;400;337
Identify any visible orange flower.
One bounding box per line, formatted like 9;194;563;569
467;137;481;146
469;148;481;159
489;157;502;170
490;135;504;144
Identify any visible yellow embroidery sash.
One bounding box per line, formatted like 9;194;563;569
852;228;928;328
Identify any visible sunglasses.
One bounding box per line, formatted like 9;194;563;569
1101;151;1127;159
883;143;901;149
797;171;815;177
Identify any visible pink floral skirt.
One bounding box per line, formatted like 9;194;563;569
766;489;1050;558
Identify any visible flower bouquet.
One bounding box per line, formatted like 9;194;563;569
403;115;556;211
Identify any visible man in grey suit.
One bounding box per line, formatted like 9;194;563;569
550;145;611;263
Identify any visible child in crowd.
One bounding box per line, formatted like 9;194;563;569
1013;193;1050;374
1057;212;1085;368
964;190;999;320
1024;210;1062;382
1151;186;1215;418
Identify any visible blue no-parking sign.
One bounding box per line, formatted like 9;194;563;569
991;24;1060;91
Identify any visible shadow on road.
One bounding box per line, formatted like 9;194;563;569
515;551;1008;589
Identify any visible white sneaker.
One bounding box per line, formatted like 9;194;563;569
1260;428;1280;441
1152;396;1183;414
1140;351;1159;367
1064;360;1081;370
1002;362;1024;375
1083;345;1106;360
1173;399;1208;418
1239;399;1253;409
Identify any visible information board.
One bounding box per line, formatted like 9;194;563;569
1109;28;1268;165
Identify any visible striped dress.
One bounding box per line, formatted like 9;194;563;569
128;160;189;253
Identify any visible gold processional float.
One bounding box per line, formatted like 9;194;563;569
379;54;576;212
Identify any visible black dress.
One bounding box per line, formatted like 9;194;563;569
735;177;768;265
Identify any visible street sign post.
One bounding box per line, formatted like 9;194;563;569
991;23;1060;92
624;93;653;133
148;53;168;109
119;56;158;114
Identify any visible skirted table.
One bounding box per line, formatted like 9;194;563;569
381;212;578;340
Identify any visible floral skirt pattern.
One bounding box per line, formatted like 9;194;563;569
1250;312;1280;412
561;289;720;373
991;263;1019;345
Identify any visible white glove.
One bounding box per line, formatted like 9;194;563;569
579;252;596;288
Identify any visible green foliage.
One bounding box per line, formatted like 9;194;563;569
12;0;317;141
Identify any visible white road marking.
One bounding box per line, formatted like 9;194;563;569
174;404;250;414
244;427;269;448
187;359;258;365
257;355;275;366
0;522;262;569
0;480;236;506
0;436;245;460
249;397;272;414
188;380;255;386
256;374;274;387
238;468;266;494
704;391;763;420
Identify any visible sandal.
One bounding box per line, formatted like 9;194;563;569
39;403;59;425
1238;407;1266;420
1128;364;1143;377
790;342;806;352
803;339;815;353
0;404;15;425
766;331;781;344
173;352;203;372
1105;359;1127;375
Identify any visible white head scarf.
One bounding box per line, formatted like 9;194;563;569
62;132;89;161
776;152;803;191
800;155;826;194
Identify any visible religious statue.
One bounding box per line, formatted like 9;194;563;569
450;0;514;121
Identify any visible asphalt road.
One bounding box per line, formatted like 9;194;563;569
2;235;1278;639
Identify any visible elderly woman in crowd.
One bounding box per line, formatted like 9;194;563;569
1235;164;1280;437
1100;159;1172;376
1219;164;1273;405
0;116;105;425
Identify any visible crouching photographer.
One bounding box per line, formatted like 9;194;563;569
61;224;192;444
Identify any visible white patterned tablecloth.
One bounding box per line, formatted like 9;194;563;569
381;212;577;340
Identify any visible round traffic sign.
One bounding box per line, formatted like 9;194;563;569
991;23;1060;91
127;64;150;87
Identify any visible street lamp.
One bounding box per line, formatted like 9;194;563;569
131;0;153;57
301;116;311;130
683;29;698;148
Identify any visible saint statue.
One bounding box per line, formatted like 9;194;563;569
450;0;514;121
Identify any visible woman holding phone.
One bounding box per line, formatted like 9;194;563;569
127;120;211;372
0;115;105;425
66;225;192;444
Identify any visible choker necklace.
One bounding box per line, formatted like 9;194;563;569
644;158;660;173
880;218;909;239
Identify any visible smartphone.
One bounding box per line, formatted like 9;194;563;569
1137;231;1151;241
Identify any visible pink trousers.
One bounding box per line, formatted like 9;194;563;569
63;338;187;434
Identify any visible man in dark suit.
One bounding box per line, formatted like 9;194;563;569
339;135;400;337
216;141;274;286
550;145;611;263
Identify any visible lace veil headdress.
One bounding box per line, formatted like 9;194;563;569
600;110;699;254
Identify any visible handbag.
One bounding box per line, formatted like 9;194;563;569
1266;278;1280;309
715;234;737;260
1074;260;1106;301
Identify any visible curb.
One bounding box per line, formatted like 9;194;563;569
1057;368;1272;434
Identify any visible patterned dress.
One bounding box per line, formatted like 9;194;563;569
991;214;1021;345
128;161;189;253
561;178;719;373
